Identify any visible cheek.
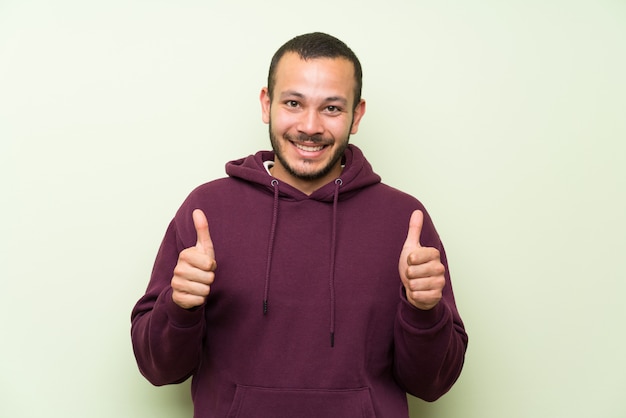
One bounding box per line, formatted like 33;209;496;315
329;118;354;138
271;111;300;134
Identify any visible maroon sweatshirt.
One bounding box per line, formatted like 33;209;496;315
131;145;468;417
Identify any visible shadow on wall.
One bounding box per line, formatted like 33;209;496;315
408;395;438;418
135;380;194;418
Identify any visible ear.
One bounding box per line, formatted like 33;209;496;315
260;87;271;124
350;99;366;135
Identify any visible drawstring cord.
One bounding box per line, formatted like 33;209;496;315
262;177;342;348
329;178;342;347
263;179;280;315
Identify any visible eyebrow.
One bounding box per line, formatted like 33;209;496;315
279;90;348;106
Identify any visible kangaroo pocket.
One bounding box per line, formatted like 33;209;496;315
226;385;377;418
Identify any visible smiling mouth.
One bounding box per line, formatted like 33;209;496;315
294;142;325;152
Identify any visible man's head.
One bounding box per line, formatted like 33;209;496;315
260;33;366;194
267;32;363;110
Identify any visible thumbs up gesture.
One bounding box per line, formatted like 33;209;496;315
398;210;446;310
171;209;218;309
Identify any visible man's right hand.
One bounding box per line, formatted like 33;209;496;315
171;209;217;309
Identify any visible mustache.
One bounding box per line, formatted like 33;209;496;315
284;132;327;144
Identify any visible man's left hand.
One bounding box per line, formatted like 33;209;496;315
398;210;446;310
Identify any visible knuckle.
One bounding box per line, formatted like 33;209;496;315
435;263;446;276
179;247;194;261
173;264;184;277
200;257;216;271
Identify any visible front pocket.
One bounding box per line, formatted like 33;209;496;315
226;385;376;418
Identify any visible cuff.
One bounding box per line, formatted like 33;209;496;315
398;286;448;331
159;287;206;329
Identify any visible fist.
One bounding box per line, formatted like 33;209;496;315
398;210;446;310
171;209;217;309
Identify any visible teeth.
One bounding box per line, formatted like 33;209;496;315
295;143;324;152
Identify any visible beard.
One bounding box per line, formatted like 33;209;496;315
269;122;350;182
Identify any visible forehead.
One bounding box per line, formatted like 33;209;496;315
273;52;356;101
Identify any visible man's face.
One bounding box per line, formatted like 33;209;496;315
260;52;366;194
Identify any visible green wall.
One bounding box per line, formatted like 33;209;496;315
2;0;624;417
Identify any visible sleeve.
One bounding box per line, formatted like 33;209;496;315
392;216;469;401
130;219;206;386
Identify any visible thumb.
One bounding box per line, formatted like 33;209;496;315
192;209;214;257
403;209;424;250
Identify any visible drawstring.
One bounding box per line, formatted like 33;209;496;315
263;179;280;315
262;177;342;348
329;178;342;347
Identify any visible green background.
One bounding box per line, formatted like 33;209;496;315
2;0;624;417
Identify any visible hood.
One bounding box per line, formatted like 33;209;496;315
225;144;382;201
224;144;381;347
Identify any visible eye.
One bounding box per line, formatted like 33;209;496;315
285;100;299;108
325;105;342;114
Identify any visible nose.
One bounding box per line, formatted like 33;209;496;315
297;109;324;137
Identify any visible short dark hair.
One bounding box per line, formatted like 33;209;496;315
267;32;363;109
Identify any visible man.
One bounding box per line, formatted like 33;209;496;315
131;32;468;417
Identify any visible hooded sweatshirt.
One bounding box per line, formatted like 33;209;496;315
131;145;468;418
